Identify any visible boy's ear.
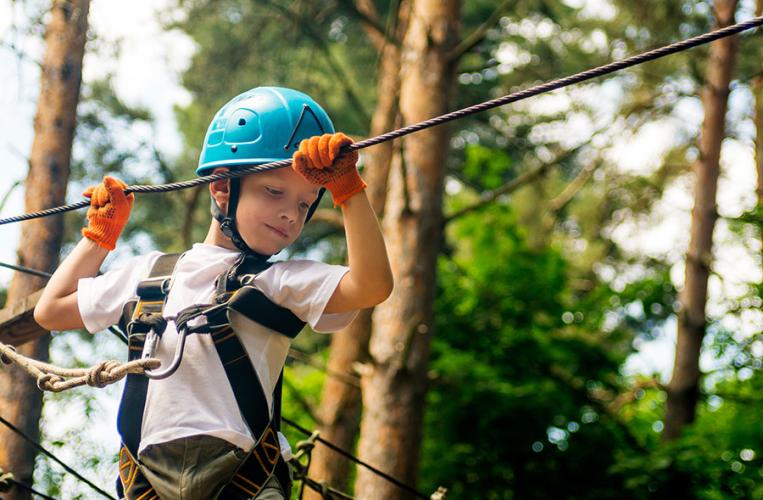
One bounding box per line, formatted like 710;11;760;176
209;178;230;213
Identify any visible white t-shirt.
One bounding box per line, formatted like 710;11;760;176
77;243;357;455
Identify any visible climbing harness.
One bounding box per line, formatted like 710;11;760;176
0;257;438;499
0;16;761;226
115;252;303;499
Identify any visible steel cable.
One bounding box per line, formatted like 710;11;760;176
0;414;116;500
0;16;761;226
281;416;430;500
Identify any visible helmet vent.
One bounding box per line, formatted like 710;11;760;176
231;145;238;152
238;118;246;126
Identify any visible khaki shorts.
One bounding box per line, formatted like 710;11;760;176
125;434;287;500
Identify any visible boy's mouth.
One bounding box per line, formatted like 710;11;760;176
266;224;288;239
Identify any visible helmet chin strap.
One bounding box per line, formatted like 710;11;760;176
211;175;325;259
212;178;271;260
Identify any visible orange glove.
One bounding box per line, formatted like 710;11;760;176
292;133;367;207
81;176;134;251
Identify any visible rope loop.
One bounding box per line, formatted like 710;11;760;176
86;360;120;388
295;431;320;457
0;468;14;493
0;345;15;365
37;373;64;391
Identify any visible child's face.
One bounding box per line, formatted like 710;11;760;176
234;167;321;255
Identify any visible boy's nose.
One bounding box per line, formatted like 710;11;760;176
280;204;298;223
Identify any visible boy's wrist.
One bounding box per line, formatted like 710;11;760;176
80;233;114;254
328;169;367;207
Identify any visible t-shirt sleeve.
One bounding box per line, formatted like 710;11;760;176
255;260;358;333
77;251;163;334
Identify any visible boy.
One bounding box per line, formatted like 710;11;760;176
34;87;393;499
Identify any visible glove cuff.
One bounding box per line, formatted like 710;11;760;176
327;169;367;207
82;224;121;251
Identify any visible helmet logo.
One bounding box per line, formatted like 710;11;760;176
284;104;327;151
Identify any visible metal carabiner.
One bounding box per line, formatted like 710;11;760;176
143;321;188;380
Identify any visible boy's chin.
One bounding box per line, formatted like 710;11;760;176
242;240;284;256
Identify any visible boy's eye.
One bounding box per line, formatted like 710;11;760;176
299;201;310;211
266;187;283;196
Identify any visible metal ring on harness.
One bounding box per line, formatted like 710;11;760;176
143;323;188;380
141;301;230;380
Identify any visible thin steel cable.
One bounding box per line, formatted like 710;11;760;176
7;478;59;500
0;414;116;500
1;16;761;227
0;260;129;344
281;416;429;500
0;261;53;279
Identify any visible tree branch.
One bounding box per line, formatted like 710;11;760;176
282;374;322;426
337;0;400;50
261;0;371;126
0;180;23;214
443;161;550;224
448;0;514;61
546;365;648;454
288;348;361;388
0;41;41;67
547;160;602;214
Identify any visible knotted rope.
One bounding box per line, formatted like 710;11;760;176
0;341;159;392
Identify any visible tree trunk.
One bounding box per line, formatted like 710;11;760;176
0;1;89;498
663;0;739;443
304;5;410;497
354;2;460;499
754;0;763;255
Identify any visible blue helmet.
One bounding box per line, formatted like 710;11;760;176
197;86;335;175
199;87;333;257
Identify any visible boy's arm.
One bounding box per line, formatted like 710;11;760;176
325;189;393;313
34;176;133;331
34;238;109;330
293;134;393;314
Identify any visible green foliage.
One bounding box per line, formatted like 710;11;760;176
15;0;763;497
420;201;675;498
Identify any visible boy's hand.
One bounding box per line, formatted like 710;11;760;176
81;176;134;251
292;133;367;207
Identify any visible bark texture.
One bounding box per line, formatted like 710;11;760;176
0;1;89;498
755;0;763;254
304;4;410;497
354;2;460;498
663;0;739;443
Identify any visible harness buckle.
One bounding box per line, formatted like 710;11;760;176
239;274;256;287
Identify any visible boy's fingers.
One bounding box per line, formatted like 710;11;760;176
306;137;326;169
292;152;307;173
328;133;353;162
317;134;333;167
93;185;111;207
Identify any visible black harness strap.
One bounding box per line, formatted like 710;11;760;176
208;253;304;439
117;253;181;457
